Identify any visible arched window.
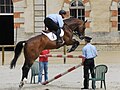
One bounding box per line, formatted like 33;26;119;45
70;0;85;21
0;0;13;13
118;2;120;31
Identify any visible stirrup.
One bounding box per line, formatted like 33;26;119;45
56;37;62;44
57;39;62;43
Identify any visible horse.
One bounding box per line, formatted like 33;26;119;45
10;17;87;87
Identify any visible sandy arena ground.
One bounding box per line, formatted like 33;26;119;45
0;51;120;90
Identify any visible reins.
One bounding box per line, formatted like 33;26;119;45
63;21;82;37
63;22;73;33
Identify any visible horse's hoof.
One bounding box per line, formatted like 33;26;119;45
67;49;70;53
19;84;23;88
19;81;24;88
45;89;49;90
67;49;72;53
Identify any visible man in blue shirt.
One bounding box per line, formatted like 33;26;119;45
44;10;66;44
81;36;98;89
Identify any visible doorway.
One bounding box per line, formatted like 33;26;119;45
0;0;14;51
0;15;14;50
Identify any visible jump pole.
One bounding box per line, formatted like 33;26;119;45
40;54;83;58
41;63;83;85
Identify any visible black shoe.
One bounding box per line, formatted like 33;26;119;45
81;87;88;89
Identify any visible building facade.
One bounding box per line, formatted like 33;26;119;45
1;0;120;45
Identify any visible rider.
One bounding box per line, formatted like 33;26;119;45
44;10;67;44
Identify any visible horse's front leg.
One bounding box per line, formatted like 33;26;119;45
66;39;79;53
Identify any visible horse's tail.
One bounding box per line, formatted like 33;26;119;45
10;41;26;69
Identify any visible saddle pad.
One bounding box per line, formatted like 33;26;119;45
42;29;64;41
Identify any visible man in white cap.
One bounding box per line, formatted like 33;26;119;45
81;36;98;89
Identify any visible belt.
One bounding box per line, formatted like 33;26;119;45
85;58;94;60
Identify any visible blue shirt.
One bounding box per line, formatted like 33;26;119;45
47;14;64;28
82;43;97;59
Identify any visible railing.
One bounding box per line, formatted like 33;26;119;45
0;45;15;65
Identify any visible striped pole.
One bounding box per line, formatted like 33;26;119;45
41;63;82;85
40;54;83;58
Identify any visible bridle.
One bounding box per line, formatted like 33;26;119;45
63;22;84;39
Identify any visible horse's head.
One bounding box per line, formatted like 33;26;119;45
75;20;87;40
64;18;87;40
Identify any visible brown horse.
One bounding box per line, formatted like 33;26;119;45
10;17;87;87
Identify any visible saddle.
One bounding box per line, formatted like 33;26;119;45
42;30;51;33
42;29;57;34
42;29;64;42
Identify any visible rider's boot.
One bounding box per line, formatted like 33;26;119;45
56;29;62;44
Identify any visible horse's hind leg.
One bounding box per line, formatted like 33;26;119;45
67;40;79;53
19;60;32;88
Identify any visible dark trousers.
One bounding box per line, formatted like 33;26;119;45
44;17;61;40
83;58;95;88
44;17;59;32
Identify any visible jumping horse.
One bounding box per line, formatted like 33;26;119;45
10;17;87;87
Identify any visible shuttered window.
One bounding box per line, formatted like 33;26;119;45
70;0;85;21
118;2;120;31
0;0;13;13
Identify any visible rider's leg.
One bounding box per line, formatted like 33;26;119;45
44;18;58;31
44;18;62;43
56;28;62;43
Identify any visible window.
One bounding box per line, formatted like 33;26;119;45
0;0;13;13
70;0;85;21
118;2;120;31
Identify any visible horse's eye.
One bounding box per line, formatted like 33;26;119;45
83;27;85;30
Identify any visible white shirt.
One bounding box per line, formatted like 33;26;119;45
47;14;64;28
82;43;98;59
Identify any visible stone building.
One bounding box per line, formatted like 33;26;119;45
0;0;120;48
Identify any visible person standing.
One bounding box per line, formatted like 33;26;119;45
81;36;98;89
44;10;67;44
38;49;50;84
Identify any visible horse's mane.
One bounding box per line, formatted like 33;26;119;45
63;17;83;30
64;17;83;26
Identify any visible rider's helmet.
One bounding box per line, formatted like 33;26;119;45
59;10;66;15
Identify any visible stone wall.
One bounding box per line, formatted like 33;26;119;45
90;0;111;32
13;0;120;50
